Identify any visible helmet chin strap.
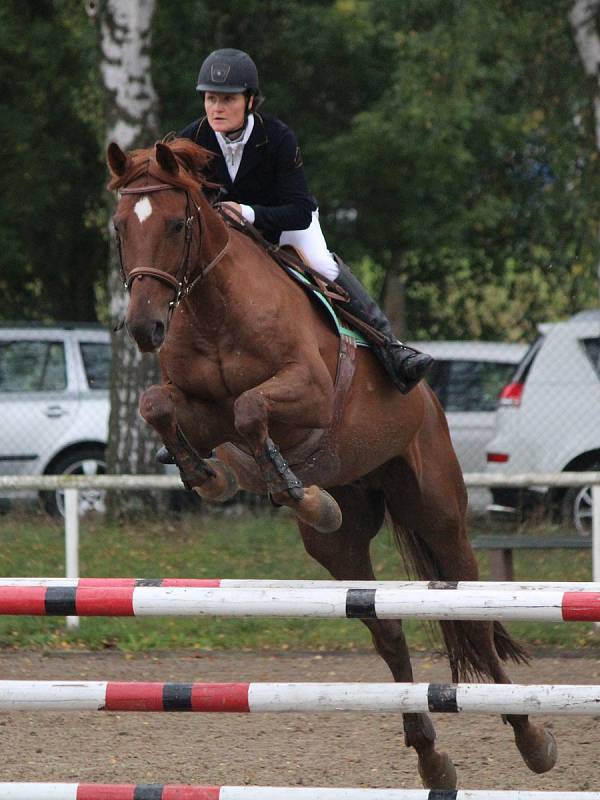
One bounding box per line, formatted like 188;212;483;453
223;95;254;141
223;123;246;141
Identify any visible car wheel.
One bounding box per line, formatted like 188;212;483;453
560;463;600;536
42;447;107;517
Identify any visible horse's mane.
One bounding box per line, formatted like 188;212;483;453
108;138;215;195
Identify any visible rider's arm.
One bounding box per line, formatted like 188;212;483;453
250;127;315;233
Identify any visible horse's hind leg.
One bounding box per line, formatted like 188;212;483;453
297;482;457;790
382;454;557;775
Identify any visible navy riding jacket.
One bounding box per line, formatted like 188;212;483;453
179;112;317;243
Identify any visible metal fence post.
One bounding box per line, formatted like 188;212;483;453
65;488;79;630
593;484;600;586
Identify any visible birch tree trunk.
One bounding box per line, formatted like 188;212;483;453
90;0;163;514
569;0;600;299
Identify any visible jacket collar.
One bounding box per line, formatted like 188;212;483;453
195;113;268;186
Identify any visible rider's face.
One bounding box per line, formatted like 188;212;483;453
204;92;250;134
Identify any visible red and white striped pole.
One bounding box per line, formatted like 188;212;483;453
2;785;600;799
0;680;598;716
0;585;598;621
1;578;599;592
1;785;600;799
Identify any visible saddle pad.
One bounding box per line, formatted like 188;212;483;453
286;265;369;347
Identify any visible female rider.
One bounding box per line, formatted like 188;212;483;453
180;48;432;394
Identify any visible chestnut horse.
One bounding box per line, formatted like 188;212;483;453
107;138;556;788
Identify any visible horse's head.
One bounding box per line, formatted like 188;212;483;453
107;139;228;352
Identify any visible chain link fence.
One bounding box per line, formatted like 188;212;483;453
1;313;599;529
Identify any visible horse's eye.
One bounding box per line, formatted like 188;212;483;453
173;221;185;233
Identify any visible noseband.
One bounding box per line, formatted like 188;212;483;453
116;179;229;314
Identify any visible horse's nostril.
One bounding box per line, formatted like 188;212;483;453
151;320;165;348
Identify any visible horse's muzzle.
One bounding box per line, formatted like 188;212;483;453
126;317;166;352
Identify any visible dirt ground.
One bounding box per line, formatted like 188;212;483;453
1;650;599;791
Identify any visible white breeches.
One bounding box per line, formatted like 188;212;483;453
280;210;339;282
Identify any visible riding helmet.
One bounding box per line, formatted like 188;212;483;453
196;49;259;95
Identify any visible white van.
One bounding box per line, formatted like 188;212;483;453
485;310;600;533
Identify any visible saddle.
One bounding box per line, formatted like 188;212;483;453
215;204;381;348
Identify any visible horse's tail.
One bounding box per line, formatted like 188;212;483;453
388;514;530;682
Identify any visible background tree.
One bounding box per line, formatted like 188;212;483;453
570;0;600;300
2;0;599;342
321;0;600;340
0;0;106;321
91;0;163;508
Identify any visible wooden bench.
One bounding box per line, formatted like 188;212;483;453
471;534;591;581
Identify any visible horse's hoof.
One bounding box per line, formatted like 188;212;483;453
193;460;239;502
514;725;557;774
294;485;342;533
418;750;457;790
156;445;175;465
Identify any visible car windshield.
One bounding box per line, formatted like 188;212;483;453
80;342;111;390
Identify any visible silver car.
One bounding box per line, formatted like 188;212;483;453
486;310;600;533
414;341;527;474
0;328;525;517
0;324;110;515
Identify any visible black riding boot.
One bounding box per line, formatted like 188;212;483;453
333;256;433;394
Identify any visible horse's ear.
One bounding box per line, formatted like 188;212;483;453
107;142;131;177
155;142;179;175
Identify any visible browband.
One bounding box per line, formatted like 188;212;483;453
119;184;175;195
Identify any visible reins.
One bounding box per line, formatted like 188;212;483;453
215;205;389;347
115;172;385;348
214;203;347;301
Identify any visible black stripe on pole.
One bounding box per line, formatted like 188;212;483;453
45;587;77;616
133;784;165;799
135;579;164;586
163;683;193;711
428;791;458;800
427;684;458;713
345;588;377;618
427;581;458;590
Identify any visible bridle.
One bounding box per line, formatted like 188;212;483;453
115;177;229;316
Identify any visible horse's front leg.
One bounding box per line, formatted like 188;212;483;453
139;384;239;502
233;362;342;533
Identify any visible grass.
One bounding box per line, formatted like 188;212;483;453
0;507;597;653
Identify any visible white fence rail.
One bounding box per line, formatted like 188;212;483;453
1;471;600;490
1;473;599;628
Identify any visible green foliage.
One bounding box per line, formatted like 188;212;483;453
320;0;600;338
1;1;599;337
0;1;106;322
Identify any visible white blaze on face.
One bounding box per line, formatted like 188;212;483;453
134;196;153;223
